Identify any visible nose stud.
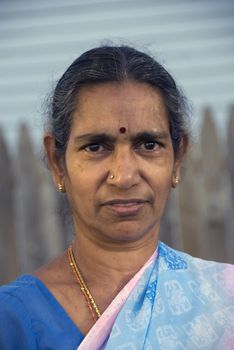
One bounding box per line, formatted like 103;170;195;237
109;174;115;180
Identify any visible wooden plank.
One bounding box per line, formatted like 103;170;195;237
178;145;206;258
200;108;228;262
0;128;19;284
160;191;183;251
15;123;47;272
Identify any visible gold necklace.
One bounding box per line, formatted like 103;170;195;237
67;246;101;321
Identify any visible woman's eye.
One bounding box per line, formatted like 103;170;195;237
142;141;158;151
85;144;104;153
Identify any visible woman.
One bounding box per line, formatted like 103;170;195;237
0;46;233;350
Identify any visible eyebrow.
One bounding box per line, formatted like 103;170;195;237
131;131;170;143
74;133;116;144
74;130;170;144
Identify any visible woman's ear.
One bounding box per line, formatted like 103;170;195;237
44;133;65;190
172;134;189;187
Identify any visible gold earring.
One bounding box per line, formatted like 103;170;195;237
173;176;179;187
58;183;64;192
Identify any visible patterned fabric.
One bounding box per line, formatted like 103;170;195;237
91;242;234;350
78;250;158;350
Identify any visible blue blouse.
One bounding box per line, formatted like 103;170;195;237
0;274;84;350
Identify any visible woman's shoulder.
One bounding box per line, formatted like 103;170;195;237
158;241;234;302
0;274;41;309
158;240;234;272
0;274;84;350
0;274;55;313
0;275;41;350
1;273;40;293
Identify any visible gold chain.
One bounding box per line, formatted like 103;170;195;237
67;246;101;321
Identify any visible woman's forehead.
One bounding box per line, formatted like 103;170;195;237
71;81;169;134
75;81;165;111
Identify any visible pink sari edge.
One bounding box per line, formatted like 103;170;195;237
77;247;158;350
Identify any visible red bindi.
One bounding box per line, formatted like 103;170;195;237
119;127;126;134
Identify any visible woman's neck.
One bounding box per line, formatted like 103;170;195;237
71;229;158;291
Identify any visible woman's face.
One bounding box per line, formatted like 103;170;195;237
50;81;183;244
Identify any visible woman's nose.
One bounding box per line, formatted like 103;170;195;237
107;146;140;189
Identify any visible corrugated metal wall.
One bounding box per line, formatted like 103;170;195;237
1;0;234;144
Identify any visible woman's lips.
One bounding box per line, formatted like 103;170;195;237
102;199;148;215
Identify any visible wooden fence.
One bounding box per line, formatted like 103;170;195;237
1;107;234;284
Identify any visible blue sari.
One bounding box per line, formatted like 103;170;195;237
80;242;234;349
